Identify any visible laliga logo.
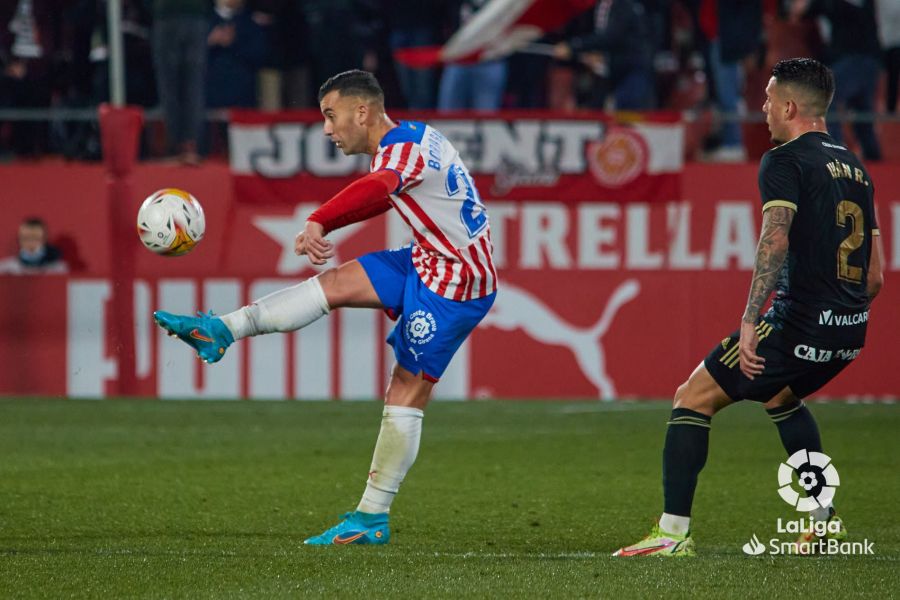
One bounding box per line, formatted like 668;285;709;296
741;451;874;556
777;449;840;512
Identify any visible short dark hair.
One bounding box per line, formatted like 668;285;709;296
21;217;47;230
318;70;384;105
771;58;834;116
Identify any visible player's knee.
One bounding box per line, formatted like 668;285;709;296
315;268;343;306
672;381;689;408
673;379;718;415
385;366;433;409
673;380;703;411
763;387;799;410
390;366;417;387
385;376;431;410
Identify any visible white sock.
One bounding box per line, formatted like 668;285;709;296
810;503;833;521
357;405;424;514
659;513;691;536
220;277;330;341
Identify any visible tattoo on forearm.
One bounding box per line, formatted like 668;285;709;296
742;206;794;323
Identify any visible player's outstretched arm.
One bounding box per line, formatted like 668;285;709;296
294;170;400;265
739;206;795;379
295;221;334;266
867;233;885;301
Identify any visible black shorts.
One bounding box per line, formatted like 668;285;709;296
704;320;862;402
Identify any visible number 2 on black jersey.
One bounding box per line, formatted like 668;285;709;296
836;200;864;283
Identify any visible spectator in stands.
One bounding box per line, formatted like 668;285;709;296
299;0;380;97
206;0;268;109
0;217;67;274
151;0;210;166
43;0;156;161
791;0;882;161
90;0;157;108
227;1;304;109
437;0;508;112
878;0;900;114
383;1;445;109
699;0;762;162
0;0;58;157
505;48;552;109
552;0;656;111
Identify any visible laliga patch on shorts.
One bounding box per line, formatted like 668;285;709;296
406;310;437;345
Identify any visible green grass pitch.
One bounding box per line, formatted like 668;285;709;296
0;399;897;598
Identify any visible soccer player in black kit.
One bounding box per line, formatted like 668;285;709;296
614;58;886;557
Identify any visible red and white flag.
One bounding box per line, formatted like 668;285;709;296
394;0;595;68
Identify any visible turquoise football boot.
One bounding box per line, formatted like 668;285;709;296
304;512;390;545
153;310;234;363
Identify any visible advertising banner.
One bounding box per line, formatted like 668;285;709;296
0;128;896;401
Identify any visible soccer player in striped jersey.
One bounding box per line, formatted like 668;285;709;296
154;69;497;545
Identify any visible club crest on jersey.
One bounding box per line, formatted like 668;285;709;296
406;310;437;345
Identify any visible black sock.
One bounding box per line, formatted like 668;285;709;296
662;408;712;517
766;400;822;456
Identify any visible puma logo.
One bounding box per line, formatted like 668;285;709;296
481;280;640;400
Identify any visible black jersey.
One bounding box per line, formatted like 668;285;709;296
757;131;878;347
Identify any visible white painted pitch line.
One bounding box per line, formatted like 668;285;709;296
557;398;900;414
556;403;669;414
428;551;601;559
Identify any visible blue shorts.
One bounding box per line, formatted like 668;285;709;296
358;246;496;381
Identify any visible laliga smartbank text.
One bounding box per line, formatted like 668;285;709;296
771;517;874;555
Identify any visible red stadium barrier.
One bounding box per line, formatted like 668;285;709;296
0;160;896;400
99;104;144;396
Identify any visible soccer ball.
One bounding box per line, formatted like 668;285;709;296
137;188;205;256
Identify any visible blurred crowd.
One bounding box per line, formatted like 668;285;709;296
1;0;898;162
0;217;68;274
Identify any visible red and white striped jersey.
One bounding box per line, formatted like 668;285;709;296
370;120;497;301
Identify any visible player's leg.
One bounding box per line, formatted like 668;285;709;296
656;321;794;539
613;363;732;557
766;357;857;550
154;259;387;362
764;386;822;458
221;260;381;336
303;364;432;546
305;274;496;545
615;321;794;557
303;348;442;546
660;364;733;532
367;368;434;509
358;364;433;512
764;385;844;550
